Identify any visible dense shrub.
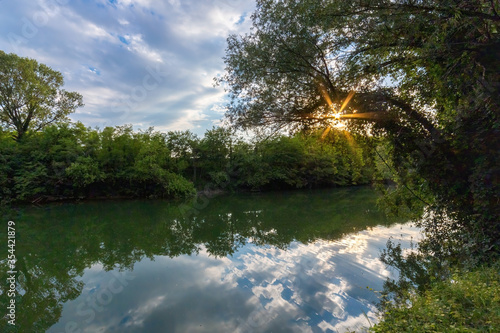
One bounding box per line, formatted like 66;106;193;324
371;263;500;333
0;124;376;203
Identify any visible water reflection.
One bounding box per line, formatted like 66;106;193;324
0;187;418;332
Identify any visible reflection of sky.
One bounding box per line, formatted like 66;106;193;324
48;223;420;333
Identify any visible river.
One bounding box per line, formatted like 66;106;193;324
2;187;419;332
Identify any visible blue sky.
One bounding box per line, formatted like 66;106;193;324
0;0;256;135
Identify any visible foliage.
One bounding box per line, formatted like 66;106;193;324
371;262;500;332
0;123;377;204
196;127;233;185
0;51;83;140
218;0;500;263
0;124;196;203
66;156;104;187
166;129;199;175
231;130;374;190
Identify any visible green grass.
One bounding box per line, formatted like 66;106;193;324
371;263;500;332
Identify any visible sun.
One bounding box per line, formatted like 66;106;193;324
319;90;355;137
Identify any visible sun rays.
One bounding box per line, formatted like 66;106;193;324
319;89;356;139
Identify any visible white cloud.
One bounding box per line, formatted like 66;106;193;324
78;86;122;111
118;18;130;25
121;33;164;63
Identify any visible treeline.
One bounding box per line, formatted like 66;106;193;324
0;123;377;204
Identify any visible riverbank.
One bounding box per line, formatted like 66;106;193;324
371;261;500;332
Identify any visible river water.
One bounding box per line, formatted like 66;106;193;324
2;187;419;332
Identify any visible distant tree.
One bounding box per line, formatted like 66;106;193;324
197;127;234;186
167;130;199;160
166;130;200;178
0;51;83;140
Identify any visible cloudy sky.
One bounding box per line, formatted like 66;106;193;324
0;0;256;135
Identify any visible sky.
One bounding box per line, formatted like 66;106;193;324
0;0;256;136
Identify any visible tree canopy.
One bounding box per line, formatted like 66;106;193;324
218;0;500;262
0;122;376;205
0;51;83;140
219;0;499;132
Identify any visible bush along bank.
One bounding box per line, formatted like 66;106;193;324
0;124;378;205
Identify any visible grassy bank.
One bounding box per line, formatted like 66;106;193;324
371;262;500;332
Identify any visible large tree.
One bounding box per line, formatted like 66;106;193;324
0;51;83;140
218;0;500;262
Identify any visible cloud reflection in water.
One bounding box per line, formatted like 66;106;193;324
48;223;420;333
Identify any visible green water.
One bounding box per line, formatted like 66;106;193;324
1;187;419;332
